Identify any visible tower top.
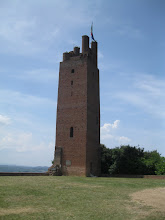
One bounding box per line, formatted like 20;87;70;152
62;35;97;66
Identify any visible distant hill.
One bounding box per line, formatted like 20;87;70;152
0;165;49;173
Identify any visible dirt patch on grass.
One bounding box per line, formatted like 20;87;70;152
131;187;165;214
0;207;39;216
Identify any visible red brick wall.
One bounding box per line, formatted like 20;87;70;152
54;37;100;176
86;60;100;176
55;56;88;176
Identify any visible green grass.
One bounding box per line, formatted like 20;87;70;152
0;176;165;220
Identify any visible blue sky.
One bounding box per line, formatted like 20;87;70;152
0;0;164;166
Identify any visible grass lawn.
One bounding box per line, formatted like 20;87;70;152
0;176;165;220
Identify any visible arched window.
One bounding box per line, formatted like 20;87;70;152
70;127;73;137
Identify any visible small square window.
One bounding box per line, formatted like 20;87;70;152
71;69;74;73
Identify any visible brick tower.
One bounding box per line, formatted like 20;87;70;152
51;35;100;176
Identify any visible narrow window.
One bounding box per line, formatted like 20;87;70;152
71;91;73;96
93;72;94;77
71;69;74;73
70;127;73;137
71;80;73;85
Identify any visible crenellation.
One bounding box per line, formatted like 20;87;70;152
63;52;70;61
74;46;80;56
63;41;97;64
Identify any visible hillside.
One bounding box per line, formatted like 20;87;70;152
0;165;48;173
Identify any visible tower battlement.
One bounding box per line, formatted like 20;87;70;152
50;34;100;176
63;36;97;66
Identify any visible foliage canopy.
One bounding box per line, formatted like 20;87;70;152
100;144;165;175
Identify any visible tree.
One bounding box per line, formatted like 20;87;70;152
142;150;161;174
100;144;113;174
108;145;145;175
155;157;165;175
100;144;164;175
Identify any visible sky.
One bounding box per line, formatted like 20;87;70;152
0;0;164;166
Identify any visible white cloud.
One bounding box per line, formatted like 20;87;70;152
0;18;40;55
101;133;114;140
0;1;61;56
0;89;56;156
134;73;165;97
14;68;58;83
0;132;54;153
0;115;11;125
101;132;131;144
101;120;131;146
0;90;57;140
116;73;165;119
1;132;32;152
112;120;120;128
101;120;120;133
118;136;131;144
0;89;56;107
0;0;98;56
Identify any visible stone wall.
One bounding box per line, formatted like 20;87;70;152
0;172;49;176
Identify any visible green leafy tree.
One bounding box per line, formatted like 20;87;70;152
101;145;146;175
142;150;161;174
108;145;145;175
155;157;165;175
100;144;113;174
100;144;164;175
